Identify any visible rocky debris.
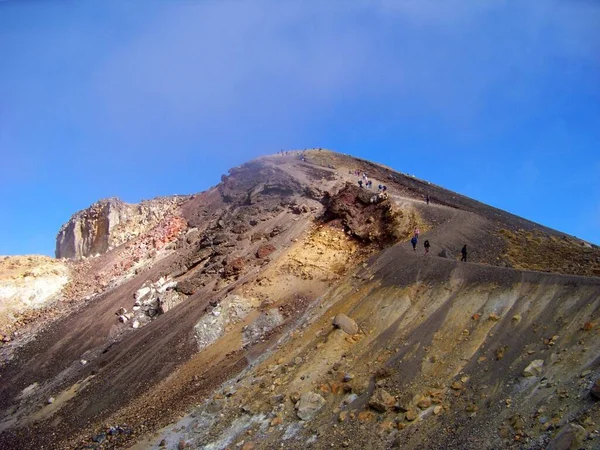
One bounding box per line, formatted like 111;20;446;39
523;359;544;377
195;295;258;350
368;388;396;412
256;244;276;259
295;392;326;420
224;257;245;277
242;309;285;346
291;203;309;214
56;196;187;259
322;183;406;246
332;313;359;335
547;423;588;450
126;277;184;327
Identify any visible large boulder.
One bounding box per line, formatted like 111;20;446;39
295;392;326;420
333;313;359;335
547;423;588;450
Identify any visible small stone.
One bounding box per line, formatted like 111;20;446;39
581;370;592;378
512;314;521;323
358;411;374;422
270;416;283;426
295;392;326;420
379;421;394;432
332;314;359;335
369;388;396;412
159;439;166;447
582;322;595;331
132;320;140;329
405;410;418;421
451;381;463;390
465;404;479;413
417;396;432;409
343;373;354;382
338;411;348;422
47;397;54;404
433;405;443;415
488;313;500;321
472;314;481;321
523;359;544;377
241;443;255;450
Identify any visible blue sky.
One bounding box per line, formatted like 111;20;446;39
1;0;599;256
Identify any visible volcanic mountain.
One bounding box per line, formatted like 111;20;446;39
1;149;599;450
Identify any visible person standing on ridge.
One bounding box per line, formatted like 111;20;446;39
426;194;430;205
461;245;468;262
424;240;430;255
411;236;418;251
414;227;420;238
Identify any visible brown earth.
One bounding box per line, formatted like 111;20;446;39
0;149;598;450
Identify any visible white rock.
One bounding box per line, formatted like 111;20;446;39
81;359;88;365
132;305;140;311
295;392;326;420
213;310;221;317
132;320;140;329
134;286;151;301
523;359;544;377
47;397;55;404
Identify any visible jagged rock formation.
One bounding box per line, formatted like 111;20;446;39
55;196;188;259
1;150;600;450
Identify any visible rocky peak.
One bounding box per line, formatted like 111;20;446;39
55;196;188;259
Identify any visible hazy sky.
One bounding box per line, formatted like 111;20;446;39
1;0;599;256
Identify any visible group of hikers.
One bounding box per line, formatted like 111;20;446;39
410;227;468;262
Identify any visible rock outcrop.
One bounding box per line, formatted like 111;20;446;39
55;196;188;259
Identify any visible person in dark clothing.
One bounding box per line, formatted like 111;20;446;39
411;236;418;251
426;194;430;205
424;240;430;255
358;180;363;188
461;245;467;262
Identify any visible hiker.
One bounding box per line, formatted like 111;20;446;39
426;194;430;205
382;185;387;192
424;240;430;255
461;245;467;262
414;227;420;238
358;179;363;188
411;236;418;251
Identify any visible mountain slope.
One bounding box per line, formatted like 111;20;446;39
0;149;599;450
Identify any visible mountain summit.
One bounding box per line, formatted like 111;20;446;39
1;149;599;450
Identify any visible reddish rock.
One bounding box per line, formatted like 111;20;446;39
369;388;396;412
358;411;374;422
583;322;595;331
256;244;276;259
224;257;245;276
